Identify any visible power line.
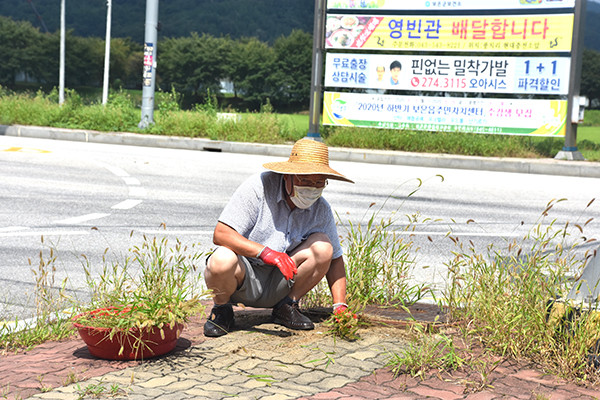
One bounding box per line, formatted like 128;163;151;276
25;0;49;33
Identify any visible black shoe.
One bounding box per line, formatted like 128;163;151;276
204;304;234;337
272;301;314;330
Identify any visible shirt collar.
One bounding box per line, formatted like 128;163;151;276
276;174;286;205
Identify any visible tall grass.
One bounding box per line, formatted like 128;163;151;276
441;198;600;381
0;237;74;353
76;235;207;333
325;191;600;383
0;86;306;144
304;178;435;310
0;234;208;353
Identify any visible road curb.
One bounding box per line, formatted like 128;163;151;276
2;124;599;178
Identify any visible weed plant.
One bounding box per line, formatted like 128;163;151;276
387;324;465;380
0;237;74;353
74;379;127;400
0;234;208;354
322;308;361;341
76;235;207;332
442;198;600;382
304;178;433;313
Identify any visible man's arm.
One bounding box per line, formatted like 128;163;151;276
213;221;264;258
213;221;297;280
326;256;347;304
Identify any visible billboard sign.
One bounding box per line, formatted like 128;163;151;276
325;14;574;52
324;53;570;94
323;91;567;136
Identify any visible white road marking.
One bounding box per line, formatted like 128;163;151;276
399;231;523;238
53;213;111;224
0;230;90;237
0;226;30;232
92;159;145;210
128;187;147;197
122;177;140;185
139;230;214;236
101;164;129;177
112;200;143;210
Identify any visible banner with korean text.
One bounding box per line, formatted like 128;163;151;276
322;91;567;137
327;0;576;11
325;14;574;52
325;53;570;94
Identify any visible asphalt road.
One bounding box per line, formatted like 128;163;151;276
1;135;600;320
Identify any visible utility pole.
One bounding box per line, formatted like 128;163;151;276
555;0;587;160
139;0;159;128
102;0;112;105
59;0;65;105
307;0;325;141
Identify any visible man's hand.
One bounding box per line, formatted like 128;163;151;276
259;247;297;281
333;303;348;315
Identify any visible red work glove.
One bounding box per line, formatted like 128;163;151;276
333;302;348;315
259;247;297;281
333;303;357;319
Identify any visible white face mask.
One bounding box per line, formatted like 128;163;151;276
290;185;323;209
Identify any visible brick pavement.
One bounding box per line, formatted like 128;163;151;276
1;304;599;400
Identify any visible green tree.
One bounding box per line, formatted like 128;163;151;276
269;29;313;111
159;33;231;101
61;33;105;87
0;16;49;86
109;38;141;89
581;49;600;108
228;37;275;110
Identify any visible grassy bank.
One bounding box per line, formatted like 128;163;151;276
1;86;599;160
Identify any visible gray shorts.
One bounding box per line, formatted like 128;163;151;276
229;257;293;308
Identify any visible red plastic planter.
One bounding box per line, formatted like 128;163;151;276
72;308;184;360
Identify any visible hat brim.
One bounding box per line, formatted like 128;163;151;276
263;161;354;183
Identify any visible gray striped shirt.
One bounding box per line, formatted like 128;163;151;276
218;171;343;258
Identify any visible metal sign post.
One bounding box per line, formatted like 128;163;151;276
58;0;65;105
307;0;326;141
102;0;112;106
555;0;587;161
139;0;159;129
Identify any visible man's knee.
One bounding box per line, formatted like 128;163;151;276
307;233;333;264
205;246;239;278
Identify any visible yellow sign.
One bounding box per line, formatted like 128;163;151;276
323;92;567;137
325;14;574;52
0;146;50;153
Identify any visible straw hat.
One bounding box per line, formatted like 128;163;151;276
263;139;354;183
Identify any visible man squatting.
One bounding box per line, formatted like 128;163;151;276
203;138;353;337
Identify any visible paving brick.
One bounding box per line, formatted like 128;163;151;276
510;368;564;386
295;370;331;385
361;369;396;386
317;376;355;390
409;384;464;400
424;377;469;395
138;375;178;388
336;384;393;399
261;394;295;400
306;391;346;399
6;306;600;400
34;391;78;399
463;391;498;400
